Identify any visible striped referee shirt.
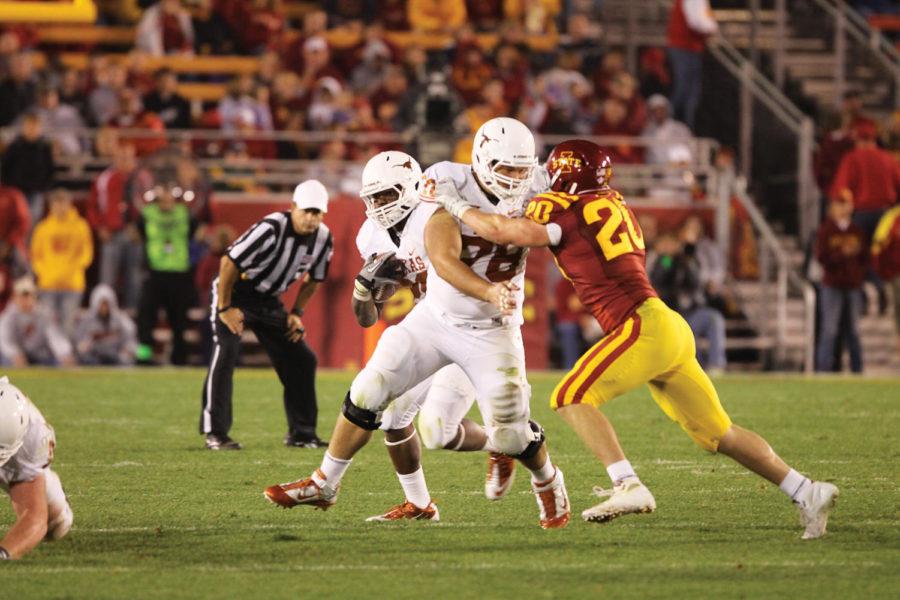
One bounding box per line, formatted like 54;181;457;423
226;211;333;295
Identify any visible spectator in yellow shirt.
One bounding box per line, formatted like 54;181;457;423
408;0;467;34
30;189;94;336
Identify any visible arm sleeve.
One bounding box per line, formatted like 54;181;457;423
683;0;718;35
545;223;563;246
310;233;334;282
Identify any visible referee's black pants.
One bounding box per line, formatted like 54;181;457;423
199;290;319;439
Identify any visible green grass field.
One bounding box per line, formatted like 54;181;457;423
0;369;897;599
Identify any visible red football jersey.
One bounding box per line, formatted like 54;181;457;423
525;188;657;332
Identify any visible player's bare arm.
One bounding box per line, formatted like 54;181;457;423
287;276;318;342
2;474;49;559
424;209;517;314
217;256;244;335
461;209;552;248
351;293;379;328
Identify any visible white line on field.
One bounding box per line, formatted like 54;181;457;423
15;559;886;576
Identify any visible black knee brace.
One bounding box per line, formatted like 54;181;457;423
514;420;545;460
341;393;382;431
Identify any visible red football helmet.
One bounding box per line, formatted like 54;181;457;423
546;140;612;194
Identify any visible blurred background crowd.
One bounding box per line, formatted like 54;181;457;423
0;0;898;374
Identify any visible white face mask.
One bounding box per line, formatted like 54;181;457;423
363;185;417;230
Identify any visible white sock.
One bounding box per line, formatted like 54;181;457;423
779;469;812;502
606;459;638;485
397;467;431;509
529;456;556;483
317;452;352;486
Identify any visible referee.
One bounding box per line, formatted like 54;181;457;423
200;180;333;450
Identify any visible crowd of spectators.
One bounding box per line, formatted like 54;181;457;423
0;1;897;372
811;94;900;373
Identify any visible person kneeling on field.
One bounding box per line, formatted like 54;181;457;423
0;376;73;560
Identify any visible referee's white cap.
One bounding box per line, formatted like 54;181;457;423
292;180;329;213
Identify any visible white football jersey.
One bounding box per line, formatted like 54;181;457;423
421;161;549;327
0;400;55;492
356;199;440;302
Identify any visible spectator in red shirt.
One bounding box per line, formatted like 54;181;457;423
494;43;529;112
0;182;30;254
235;0;285;54
0;185;30;313
831;118;900;241
111;88;167;157
815;199;869;373
451;46;496;106
136;0;195;56
814;92;863;205
465;0;503;31
376;0;410;30
86;143;145;309
609;72;648;135
666;0;718;130
593;98;643;164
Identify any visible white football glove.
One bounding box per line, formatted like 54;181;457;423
432;178;472;220
354;252;404;302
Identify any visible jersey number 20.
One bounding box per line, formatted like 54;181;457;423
583;195;645;261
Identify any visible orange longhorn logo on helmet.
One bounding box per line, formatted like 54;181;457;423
554;152;582;173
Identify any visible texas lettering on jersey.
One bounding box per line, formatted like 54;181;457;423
525;188;657;332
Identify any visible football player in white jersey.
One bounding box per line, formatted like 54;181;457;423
0;376;73;559
265;151;515;521
265;118;570;529
359;150;522;519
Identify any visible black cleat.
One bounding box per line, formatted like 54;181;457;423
205;434;242;450
284;435;329;448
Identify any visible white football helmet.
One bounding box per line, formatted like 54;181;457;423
0;376;30;466
360;151;423;229
471;117;538;203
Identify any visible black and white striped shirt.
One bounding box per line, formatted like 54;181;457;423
226;212;333;295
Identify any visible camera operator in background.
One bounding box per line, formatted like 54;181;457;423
135;183;199;365
650;232;727;373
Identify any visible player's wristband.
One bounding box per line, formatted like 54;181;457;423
353;279;373;302
0;546;10;560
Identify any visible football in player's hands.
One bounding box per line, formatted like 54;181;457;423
373;281;399;303
357;252;406;296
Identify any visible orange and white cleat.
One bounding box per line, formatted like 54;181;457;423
485;452;516;500
365;500;440;522
532;466;570;529
263;469;339;510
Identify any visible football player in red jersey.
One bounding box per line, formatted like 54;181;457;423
432;139;839;539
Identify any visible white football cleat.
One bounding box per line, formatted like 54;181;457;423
582;477;656;523
796;481;839;540
263;469;339;510
532;466;570;529
365;500;440;522
485;452;516;500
